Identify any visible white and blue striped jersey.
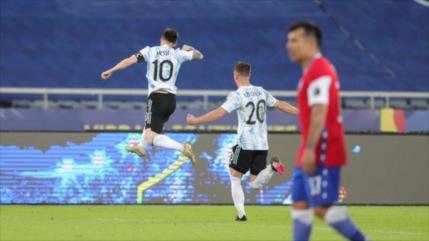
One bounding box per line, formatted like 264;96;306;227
139;45;193;95
221;85;278;150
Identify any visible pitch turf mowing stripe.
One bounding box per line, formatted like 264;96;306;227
136;155;189;203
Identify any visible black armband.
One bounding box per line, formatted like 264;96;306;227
134;52;144;63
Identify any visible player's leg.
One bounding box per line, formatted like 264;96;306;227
126;128;149;157
148;93;196;163
229;145;252;221
138;98;152;147
139;128;148;147
248;153;286;189
139;94;179;149
313;205;368;241
128;116;175;157
149;128;183;150
291;167;314;241
311;167;368;241
126;97;155;157
229;168;246;221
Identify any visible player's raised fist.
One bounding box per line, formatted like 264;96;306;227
181;44;193;51
101;71;112;80
186;113;198;125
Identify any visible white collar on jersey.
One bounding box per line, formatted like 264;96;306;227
237;84;253;89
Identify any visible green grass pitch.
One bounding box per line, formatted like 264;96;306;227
1;205;428;241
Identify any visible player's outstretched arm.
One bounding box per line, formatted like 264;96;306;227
186;107;227;125
100;55;138;80
274;101;299;115
181;44;204;60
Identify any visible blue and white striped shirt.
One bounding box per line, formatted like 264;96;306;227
221;85;277;150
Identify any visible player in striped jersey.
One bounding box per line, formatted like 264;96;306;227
186;61;298;221
101;28;203;164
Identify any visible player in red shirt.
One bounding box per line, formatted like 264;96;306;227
286;22;369;241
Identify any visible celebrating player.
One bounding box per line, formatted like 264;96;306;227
101;28;203;163
186;61;298;221
285;22;369;241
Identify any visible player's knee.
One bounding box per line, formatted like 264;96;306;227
291;208;313;224
248;175;257;183
248;175;261;189
313;206;330;219
144;129;156;144
324;206;349;224
249;181;261;189
292;201;310;210
229;168;243;178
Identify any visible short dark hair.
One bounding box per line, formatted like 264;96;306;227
288;21;322;47
234;61;251;76
162;28;178;43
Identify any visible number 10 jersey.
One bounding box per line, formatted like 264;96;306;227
221;85;278;150
138;45;193;95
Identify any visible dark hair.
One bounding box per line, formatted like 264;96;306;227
162;28;178;43
234;61;251;76
288;21;322;47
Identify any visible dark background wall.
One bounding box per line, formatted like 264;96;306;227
265;133;429;204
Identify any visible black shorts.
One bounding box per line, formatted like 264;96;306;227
229;145;268;175
144;92;176;133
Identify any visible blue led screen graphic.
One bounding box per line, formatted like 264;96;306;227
0;132;294;204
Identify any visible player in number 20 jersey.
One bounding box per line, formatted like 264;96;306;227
186;61;298;221
221;84;277;151
101;28;204;164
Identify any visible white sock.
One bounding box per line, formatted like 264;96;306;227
138;128;147;147
152;134;184;152
249;165;274;189
230;175;246;218
291;208;314;225
291;208;314;241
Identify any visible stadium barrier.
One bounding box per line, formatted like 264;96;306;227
0;108;428;133
1;87;428;109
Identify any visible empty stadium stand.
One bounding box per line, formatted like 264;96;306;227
1;0;428;92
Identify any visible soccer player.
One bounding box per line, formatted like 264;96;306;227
285;22;369;241
186;61;298;221
101;28;203;163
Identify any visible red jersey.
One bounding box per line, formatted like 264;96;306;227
296;54;347;167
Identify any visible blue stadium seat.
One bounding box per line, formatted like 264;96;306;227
0;0;428;92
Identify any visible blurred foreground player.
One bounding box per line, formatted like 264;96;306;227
186;61;298;221
101;28;203;164
286;22;369;241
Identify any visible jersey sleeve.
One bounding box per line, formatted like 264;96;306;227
135;46;150;63
307;76;332;106
176;49;193;63
307;60;333;106
221;92;241;113
263;89;278;107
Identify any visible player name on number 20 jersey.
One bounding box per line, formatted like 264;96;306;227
221;85;278;150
